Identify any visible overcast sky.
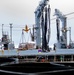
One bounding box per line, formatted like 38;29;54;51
0;0;74;47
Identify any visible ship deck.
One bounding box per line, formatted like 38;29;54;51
0;49;74;57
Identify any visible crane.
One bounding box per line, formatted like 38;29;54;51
41;5;51;51
54;9;67;49
35;0;49;49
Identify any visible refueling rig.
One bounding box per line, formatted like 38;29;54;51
35;0;51;51
54;9;67;49
54;9;74;49
35;0;74;51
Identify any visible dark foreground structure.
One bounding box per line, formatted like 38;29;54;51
0;62;74;75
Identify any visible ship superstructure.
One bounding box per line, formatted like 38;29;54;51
0;24;15;50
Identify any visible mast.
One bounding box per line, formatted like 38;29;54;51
22;29;24;43
2;24;4;37
69;27;71;44
10;23;13;43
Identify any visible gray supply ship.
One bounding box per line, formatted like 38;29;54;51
0;0;74;74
